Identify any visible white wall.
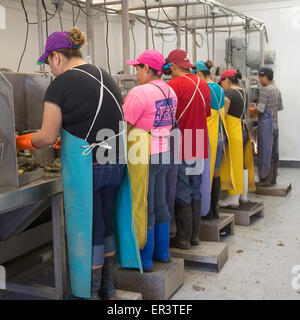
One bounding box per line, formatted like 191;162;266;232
0;0;90;72
125;1;300;161
1;0;299;160
230;0;300;161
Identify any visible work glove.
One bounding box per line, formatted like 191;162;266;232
249;104;258;117
15;133;39;150
52;137;61;150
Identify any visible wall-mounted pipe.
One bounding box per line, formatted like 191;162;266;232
36;0;44;72
122;0;130;74
86;0;95;64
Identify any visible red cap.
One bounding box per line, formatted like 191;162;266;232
218;69;236;84
167;49;195;70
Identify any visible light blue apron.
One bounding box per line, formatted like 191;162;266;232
200;132;211;216
61;66;142;298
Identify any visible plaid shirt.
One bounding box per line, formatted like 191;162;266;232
257;83;283;130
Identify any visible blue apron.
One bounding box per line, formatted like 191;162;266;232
200;132;211;216
114;164;143;271
61;129;93;298
61;66;141;298
165;122;180;219
258;107;274;179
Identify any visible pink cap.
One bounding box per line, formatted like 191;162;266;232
218;69;236;83
126;50;166;75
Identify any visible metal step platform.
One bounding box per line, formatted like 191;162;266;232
169;241;228;272
199;214;234;242
219;201;264;226
255;183;292;197
115;258;184;300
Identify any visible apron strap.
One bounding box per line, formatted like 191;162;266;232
178;76;206;123
232;88;247;121
72;66;125;155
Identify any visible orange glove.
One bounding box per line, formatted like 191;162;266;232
16;133;39;150
52;137;61;150
250;105;258;117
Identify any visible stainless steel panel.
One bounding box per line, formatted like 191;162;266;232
3;72;52;131
0;221;53;264
0;72;18;189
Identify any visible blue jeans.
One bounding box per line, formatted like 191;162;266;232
92;163;124;266
175;160;203;205
147;153;170;230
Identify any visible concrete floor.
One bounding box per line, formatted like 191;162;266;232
1;168;300;300
171;168;300;300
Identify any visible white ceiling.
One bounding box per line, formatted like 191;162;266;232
218;0;285;6
87;0;286;7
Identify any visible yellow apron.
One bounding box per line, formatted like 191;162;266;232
127;127;151;249
207;108;227;187
220;114;256;195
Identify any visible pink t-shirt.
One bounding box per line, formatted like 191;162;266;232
123;79;178;154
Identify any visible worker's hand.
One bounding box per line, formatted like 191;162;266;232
15;133;39;150
52;137;61;150
250;105;258;117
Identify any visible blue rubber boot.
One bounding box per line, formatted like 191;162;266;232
153;222;171;263
139;229;154;272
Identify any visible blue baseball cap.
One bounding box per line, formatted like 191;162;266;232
191;61;209;74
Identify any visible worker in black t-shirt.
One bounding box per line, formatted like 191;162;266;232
16;28;139;300
217;69;256;208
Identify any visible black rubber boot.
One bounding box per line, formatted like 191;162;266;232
211;177;221;219
202;208;214;220
256;166;273;187
90;267;102;300
98;256;116;300
191;199;201;246
271;162;278;185
169;202;193;250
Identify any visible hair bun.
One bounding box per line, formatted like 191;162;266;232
69;27;86;47
205;60;214;70
236;70;242;80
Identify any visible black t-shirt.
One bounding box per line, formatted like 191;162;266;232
225;88;248;119
44;64;124;163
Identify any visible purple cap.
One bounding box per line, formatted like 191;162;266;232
37;31;80;65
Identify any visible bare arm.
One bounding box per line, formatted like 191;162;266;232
126;121;134;133
31;102;62;148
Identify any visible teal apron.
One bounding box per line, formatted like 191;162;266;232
61;66;142;298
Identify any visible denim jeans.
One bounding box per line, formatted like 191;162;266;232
92;163;124;266
175;160;203;205
147;152;171;230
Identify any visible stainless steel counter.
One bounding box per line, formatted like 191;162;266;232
0;178;67;300
0;178;62;215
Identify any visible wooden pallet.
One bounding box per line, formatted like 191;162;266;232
169;241;228;272
116;289;142;300
219;201;264;226
115;258;184;300
199;214;234;242
255;183;292;197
